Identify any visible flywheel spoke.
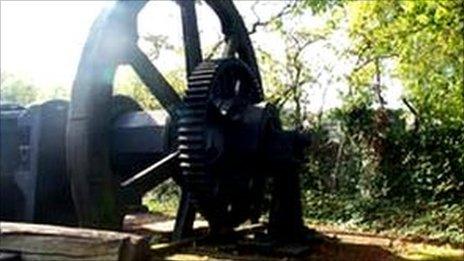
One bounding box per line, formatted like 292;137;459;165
129;46;183;118
178;0;203;76
223;35;238;58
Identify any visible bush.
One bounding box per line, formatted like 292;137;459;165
300;106;463;244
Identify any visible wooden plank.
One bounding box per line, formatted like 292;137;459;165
0;252;20;261
151;237;202;256
0;222;149;261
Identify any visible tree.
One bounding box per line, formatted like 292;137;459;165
0;72;39;105
259;29;327;129
346;0;464;126
337;0;464;200
250;1;343;129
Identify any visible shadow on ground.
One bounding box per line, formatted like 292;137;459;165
151;231;406;261
158;241;464;261
123;213;463;261
158;242;405;261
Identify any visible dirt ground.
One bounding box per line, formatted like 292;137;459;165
123;213;464;261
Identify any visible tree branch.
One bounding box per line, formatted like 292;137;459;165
248;1;297;35
206;1;297;59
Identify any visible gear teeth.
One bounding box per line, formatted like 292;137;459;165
178;135;204;142
186;87;210;94
188;80;213;87
178;60;218;205
180;162;206;169
179;144;203;151
178;126;205;134
185;101;208;108
183;93;208;101
179;110;206;117
178;117;204;125
179;153;205;160
178;59;261;228
191;69;217;75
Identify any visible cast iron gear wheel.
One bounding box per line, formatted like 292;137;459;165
178;58;263;230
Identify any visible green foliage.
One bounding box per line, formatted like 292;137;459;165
301;99;463;244
297;0;346;14
293;0;464;245
143;180;180;217
257;10;337;129
44;85;69;101
114;66;185;110
347;0;464;126
303;191;464;245
404;125;464;202
1;72;39;105
113;66;160;110
1;72;70;105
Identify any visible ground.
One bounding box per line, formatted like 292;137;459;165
123;213;464;261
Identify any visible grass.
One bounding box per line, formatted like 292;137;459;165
143;180;180;218
396;243;464;261
142;183;463;249
302;190;464;246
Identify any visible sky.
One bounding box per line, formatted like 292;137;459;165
0;1;275;87
1;1;166;88
0;1;403;112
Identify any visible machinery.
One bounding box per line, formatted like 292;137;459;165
0;101;76;225
1;0;313;243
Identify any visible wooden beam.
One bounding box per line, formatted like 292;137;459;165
0;222;149;261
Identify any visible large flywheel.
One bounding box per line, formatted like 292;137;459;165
68;0;310;242
67;0;263;229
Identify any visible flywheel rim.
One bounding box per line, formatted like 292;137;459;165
67;0;263;229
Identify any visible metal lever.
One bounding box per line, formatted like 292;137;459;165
121;150;179;188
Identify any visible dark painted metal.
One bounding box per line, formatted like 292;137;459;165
205;0;263;101
120;150;178;193
112;111;167;155
266;131;306;241
178;0;202;76
67;0;262;229
0;101;75;225
62;0;313;243
129;46;182;118
223;35;238;58
0;103;25;221
67;0;175;228
172;191;197;241
113;110;172;196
